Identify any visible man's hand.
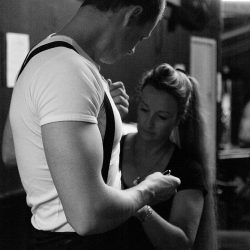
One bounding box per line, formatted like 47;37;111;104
108;79;129;119
140;172;181;205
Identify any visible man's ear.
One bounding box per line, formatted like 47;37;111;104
123;6;143;27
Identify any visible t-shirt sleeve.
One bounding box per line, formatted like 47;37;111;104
33;55;103;126
178;160;208;196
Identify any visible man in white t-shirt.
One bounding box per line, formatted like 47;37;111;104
5;0;180;248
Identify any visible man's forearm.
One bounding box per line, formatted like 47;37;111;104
78;181;155;235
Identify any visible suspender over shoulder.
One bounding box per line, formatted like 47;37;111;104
17;41;115;183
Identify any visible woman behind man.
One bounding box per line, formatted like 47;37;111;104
120;63;217;250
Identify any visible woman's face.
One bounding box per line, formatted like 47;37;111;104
137;85;179;142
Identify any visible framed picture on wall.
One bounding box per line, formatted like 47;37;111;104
0;33;5;87
6;32;30;88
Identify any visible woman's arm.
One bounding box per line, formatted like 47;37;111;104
137;189;204;250
1;114;17;166
41;121;180;236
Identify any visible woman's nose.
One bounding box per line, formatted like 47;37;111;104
145;114;155;128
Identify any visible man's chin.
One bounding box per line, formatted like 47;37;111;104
100;54;125;65
99;56;116;65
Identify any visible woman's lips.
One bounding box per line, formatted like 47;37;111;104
141;128;154;135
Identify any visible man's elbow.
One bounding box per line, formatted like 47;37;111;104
67;205;106;236
69;199;120;236
73;217;101;236
73;223;93;236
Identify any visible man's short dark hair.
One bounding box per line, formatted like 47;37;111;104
81;0;165;25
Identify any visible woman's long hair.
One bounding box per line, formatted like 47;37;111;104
139;63;217;250
180;76;217;250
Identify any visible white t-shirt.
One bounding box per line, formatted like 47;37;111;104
9;34;122;232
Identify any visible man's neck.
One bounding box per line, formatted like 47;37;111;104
57;6;111;63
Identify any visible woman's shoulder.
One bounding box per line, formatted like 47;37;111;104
120;132;137;168
170;148;204;182
121;132;137;149
171;148;207;194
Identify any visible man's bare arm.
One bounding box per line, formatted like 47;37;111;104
42;121;180;235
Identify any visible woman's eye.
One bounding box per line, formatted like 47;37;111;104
140;108;148;112
158;115;168;120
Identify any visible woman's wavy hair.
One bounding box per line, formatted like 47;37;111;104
138;63;218;250
80;0;165;25
139;63;192;122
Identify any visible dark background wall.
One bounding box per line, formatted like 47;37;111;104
0;0;220;248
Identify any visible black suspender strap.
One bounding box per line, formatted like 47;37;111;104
118;134;126;171
17;40;115;183
17;41;77;79
102;94;115;182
